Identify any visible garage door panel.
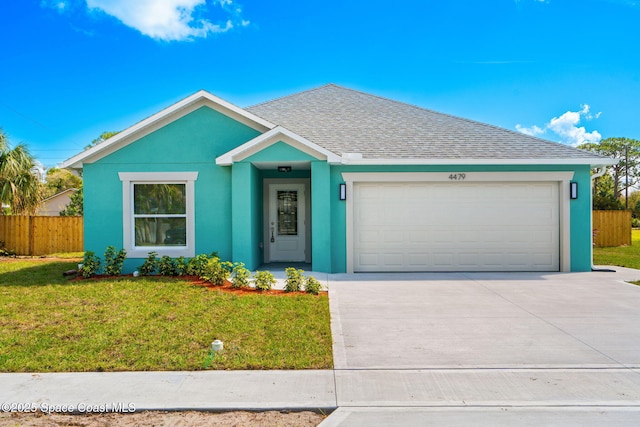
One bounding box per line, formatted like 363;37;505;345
407;253;430;266
354;181;559;272
433;253;455;267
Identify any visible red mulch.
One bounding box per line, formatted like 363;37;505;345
71;274;326;296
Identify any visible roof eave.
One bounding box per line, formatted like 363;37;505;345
340;158;619;166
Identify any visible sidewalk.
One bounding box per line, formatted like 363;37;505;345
0;370;336;413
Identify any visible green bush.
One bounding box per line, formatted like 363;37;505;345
253;270;277;291
103;246;126;276
284;267;305;292
0;240;16;257
201;256;232;285
186;254;211;276
158;255;179;276
82;251;101;278
175;256;188;276
231;262;251;288
139;251;159;276
305;275;323;295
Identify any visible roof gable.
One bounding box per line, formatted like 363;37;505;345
62;90;275;169
216;126;341;166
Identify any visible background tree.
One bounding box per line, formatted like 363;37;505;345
44;167;82;198
579;137;640;202
0;129;43;215
85;131;120;149
592;173;624;210
59;186;83;216
59;130;119;216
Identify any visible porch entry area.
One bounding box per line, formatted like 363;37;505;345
263;179;311;264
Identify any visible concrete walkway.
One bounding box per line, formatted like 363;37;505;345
0;371;336;412
3;267;640;425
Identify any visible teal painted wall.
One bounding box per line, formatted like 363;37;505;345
231;162;263;270
243;141;318;163
311;161;332;272
84;106;261;273
570;165;593;271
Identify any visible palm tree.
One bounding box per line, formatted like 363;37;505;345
0;129;43;215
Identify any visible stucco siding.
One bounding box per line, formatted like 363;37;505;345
84;106;261;272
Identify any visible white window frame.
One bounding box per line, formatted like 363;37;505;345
119;172;198;258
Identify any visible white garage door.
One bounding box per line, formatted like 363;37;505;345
353;181;559;272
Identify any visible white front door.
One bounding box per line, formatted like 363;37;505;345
268;183;306;262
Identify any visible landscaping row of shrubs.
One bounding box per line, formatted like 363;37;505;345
81;247;323;294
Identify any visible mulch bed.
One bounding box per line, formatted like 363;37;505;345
71;274;326;296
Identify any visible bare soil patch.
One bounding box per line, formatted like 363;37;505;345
0;410;326;426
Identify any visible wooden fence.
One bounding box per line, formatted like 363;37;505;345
0;216;83;256
593;210;631;247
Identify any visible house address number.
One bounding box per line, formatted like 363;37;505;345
448;173;467;181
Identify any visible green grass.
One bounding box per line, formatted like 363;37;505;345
593;229;640;270
0;259;332;372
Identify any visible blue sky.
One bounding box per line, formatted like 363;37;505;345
1;0;639;168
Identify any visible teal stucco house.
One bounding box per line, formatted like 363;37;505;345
62;85;613;274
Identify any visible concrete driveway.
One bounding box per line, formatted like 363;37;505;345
322;268;640;425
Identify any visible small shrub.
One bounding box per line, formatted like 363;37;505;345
175;256;188;276
158;255;179;276
305;275;323;295
284;267;305;292
103;246;126;276
186;254;211;276
253;270;277;291
201;256;232;285
0;240;16;257
231;262;251;289
82;251;101;278
139;251;159;276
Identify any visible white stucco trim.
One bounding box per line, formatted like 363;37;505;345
216;126;342;165
342;171;574;274
63;91;275;169
119;172;198;258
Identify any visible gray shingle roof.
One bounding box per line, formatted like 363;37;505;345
246;84;602;161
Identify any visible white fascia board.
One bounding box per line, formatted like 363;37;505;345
340;157;619;166
61;90;276;169
216;126;342;165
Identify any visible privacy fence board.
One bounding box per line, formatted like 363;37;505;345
0;216;83;255
593;210;631;247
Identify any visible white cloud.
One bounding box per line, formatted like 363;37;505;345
516;104;602;146
515;124;545;136
67;0;248;41
41;0;75;13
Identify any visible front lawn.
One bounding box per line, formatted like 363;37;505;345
593;229;640;270
0;259;332;372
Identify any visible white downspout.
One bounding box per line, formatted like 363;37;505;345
590;165;611;271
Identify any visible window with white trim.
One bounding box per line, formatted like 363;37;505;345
119;172;198;258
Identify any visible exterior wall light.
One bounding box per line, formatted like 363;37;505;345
570;182;578;199
277;166;292;173
339;183;347;200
